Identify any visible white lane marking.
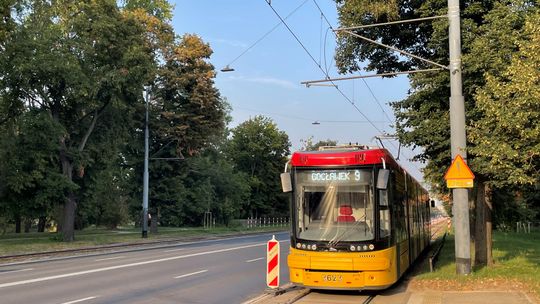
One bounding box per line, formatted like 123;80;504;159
163;248;184;253
246;257;264;263
0;242;266;289
0;232;289;267
174;269;208;279
0;268;33;274
60;296;98;304
94;256;125;262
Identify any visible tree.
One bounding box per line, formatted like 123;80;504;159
468;11;540;265
1;0;153;241
0;110;67;232
300;136;338;151
226;116;291;217
334;0;538;267
470;11;540;187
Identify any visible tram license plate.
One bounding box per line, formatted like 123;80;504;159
322;274;343;282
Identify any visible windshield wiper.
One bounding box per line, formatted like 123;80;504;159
328;215;368;248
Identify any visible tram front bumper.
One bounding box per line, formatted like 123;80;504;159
287;247;397;289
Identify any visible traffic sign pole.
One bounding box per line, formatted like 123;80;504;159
448;0;471;275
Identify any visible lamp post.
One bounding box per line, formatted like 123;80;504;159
142;87;150;238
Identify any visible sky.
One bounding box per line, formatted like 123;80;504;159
172;0;426;182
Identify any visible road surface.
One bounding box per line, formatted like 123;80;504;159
0;231;290;304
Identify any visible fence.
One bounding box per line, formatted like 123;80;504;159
516;221;533;233
238;217;290;229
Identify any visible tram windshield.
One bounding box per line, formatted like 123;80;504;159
293;169;374;243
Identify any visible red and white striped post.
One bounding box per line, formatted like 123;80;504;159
266;235;280;289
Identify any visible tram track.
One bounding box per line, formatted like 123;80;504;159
288;290;377;304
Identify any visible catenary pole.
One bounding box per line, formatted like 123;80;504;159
142;87;150;238
448;0;471;274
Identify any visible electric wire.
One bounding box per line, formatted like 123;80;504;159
225;0;310;68
264;0;424;176
311;0;393;123
264;1;383;134
311;0;423;173
236;106;385;124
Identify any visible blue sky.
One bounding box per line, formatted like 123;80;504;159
172;0;425;182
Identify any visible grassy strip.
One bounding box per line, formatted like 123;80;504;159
412;229;540;299
0;226;288;256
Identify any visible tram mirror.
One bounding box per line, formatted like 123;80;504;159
281;172;292;192
376;169;390;190
430;200;436;208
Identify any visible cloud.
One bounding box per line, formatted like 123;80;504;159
226;75;298;89
211;38;248;48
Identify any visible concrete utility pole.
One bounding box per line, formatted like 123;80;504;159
448;0;471;274
142;87;150;238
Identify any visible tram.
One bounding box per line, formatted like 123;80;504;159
280;145;431;290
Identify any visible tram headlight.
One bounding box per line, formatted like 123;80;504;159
311;244;317;251
368;244;375;250
350;245;356;251
362;245;368;251
307;245;311;250
357;245;362;251
296;242;302;249
301;244;306;249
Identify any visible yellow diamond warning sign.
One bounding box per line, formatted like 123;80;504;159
444;155;475;188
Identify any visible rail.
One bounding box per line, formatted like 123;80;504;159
429;232;447;272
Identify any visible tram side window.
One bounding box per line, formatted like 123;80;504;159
379;190;390;238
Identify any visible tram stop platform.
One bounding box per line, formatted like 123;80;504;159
245;285;537;304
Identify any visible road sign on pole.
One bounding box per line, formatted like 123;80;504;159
444;154;475;188
266;235;280;289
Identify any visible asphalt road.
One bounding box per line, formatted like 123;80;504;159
0;231;290;304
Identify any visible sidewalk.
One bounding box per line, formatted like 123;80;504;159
246;286;537;304
405;291;535;304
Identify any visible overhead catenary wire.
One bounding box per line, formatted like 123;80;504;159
236;106;386;124
310;0;424;172
311;0;394;123
264;0;424;175
224;0;310;68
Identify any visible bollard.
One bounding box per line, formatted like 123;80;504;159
266;235;280;289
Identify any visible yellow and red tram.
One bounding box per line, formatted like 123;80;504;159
281;145;430;290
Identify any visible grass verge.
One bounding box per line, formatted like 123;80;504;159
410;229;539;301
0;225;288;256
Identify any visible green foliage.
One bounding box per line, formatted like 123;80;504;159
0;0;293;238
335;0;456;74
300;136;338;151
153;33;226;157
226;116;291;218
1;0;154;240
122;0;174;21
0;110;70;226
469;10;540;186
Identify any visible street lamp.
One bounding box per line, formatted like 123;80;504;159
220;65;235;72
142;87;150;238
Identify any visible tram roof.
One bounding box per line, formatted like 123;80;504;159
290;146;397;167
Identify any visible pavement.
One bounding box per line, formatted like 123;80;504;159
244;284;538;304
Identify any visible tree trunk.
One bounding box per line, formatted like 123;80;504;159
63;193;77;242
60;148;76;242
485;183;493;267
474;179;493;268
15;214;21;233
150;210;158;233
37;216;46;232
24;218;32;233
